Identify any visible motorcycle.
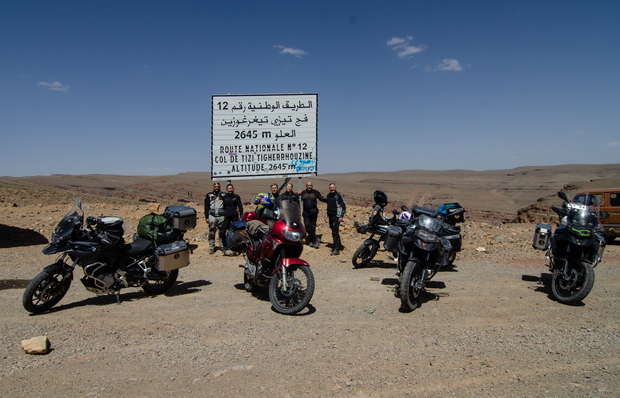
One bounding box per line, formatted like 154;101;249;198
390;205;454;312
532;191;607;304
22;198;196;314
238;199;315;315
351;190;400;268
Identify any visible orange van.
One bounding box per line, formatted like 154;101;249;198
572;188;620;242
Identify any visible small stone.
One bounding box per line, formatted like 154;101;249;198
21;336;50;355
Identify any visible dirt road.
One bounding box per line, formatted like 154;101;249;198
1;199;620;397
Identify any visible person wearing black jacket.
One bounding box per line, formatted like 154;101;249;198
276;183;300;208
299;181;325;248
221;183;244;255
325;183;346;255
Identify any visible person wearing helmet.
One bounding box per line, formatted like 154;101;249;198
221;184;244;256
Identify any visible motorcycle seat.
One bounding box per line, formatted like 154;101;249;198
412;205;437;218
126;238;155;256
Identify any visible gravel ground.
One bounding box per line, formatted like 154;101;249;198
1;199;619;398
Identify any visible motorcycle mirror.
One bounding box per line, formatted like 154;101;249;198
601;212;610;220
392;209;400;215
557;191;569;202
401;205;410;212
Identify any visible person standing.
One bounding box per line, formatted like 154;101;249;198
270;183;280;208
221;183;244;255
276;182;300;208
204;182;225;254
299;181;325;248
325;183;346;255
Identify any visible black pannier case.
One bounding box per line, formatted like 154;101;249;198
383;225;402;252
164;205;197;231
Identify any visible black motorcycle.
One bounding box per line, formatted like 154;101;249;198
532;191;607;304
390;205;453;312
351;191;400;268
22;198;196;314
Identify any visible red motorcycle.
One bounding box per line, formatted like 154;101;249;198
240;199;315;314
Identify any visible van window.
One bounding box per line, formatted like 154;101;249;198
573;194;603;206
610;193;620;207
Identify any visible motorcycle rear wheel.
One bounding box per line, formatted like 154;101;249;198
352;241;379;268
22;270;72;314
399;260;424;312
551;260;595;304
269;265;315;315
142;269;178;295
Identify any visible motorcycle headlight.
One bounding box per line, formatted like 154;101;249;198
415;228;440;243
282;229;304;242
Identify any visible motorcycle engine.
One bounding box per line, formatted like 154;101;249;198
80;262;123;293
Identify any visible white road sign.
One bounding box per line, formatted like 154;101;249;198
211;93;318;180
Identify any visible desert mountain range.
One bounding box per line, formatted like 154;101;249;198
2;163;619;222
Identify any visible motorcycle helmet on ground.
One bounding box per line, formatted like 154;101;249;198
373;190;388;206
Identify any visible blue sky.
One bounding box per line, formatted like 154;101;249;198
1;0;618;177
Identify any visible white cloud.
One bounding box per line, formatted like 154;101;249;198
37;81;70;92
606;142;619;148
572;129;587;135
273;45;307;58
425;58;464;72
387;36;424;59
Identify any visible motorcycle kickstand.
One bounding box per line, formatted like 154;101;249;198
115;290;121;304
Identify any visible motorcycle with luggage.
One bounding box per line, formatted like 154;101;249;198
351;190;401;268
22;198;196;314
532;191;607;304
230;194;315;315
387;205;454;312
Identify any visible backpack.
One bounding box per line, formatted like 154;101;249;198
137;213;174;244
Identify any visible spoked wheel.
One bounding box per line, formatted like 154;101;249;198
269;265;315;315
142;269;179;294
22;270;73;314
399;260;424;312
352;241;379;268
551;260;595;304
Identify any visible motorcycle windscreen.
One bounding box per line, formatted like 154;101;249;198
278;200;304;229
53;198;84;241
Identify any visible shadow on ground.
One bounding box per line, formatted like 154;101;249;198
0;224;48;248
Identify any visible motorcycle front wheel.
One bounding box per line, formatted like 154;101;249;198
269;265;315;315
142;269;179;294
22;270;73;314
399;260;424;312
352;240;379;268
551;260;595;304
